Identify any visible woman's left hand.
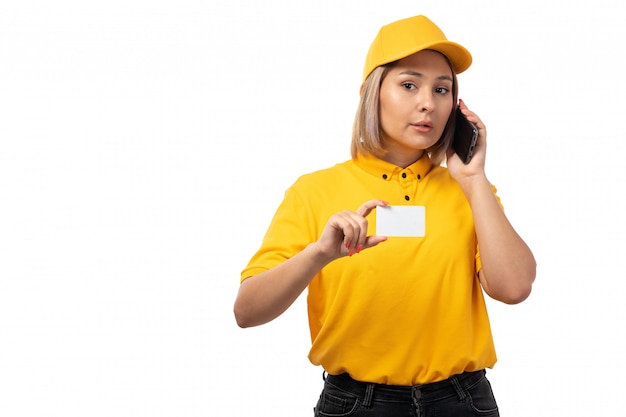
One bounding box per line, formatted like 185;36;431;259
446;99;487;183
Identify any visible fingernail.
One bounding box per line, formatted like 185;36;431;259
345;241;351;249
348;249;355;257
356;245;362;254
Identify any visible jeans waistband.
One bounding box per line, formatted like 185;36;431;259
324;369;486;405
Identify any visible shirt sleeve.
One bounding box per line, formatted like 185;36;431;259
240;183;317;282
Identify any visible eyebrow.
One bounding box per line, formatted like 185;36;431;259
399;70;453;82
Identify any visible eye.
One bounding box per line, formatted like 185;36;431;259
402;82;416;90
435;87;449;95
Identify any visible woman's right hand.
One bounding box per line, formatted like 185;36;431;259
235;199;389;328
313;199;389;262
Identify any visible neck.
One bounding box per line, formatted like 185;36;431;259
379;150;425;169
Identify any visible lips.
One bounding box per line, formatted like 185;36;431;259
411;120;433;132
412;120;432;128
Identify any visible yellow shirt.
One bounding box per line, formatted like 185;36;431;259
241;153;498;385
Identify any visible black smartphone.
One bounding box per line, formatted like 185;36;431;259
452;107;478;164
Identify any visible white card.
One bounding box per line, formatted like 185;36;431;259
376;205;425;237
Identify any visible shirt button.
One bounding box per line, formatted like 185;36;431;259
417;174;421;180
402;172;407;178
413;389;422;400
404;195;410;201
382;174;388;179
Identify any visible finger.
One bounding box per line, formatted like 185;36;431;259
363;234;388;250
459;99;485;131
354;201;388;254
352;215;370;255
355;199;389;218
338;210;375;256
335;211;362;255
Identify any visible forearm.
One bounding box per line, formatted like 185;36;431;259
461;175;536;304
234;243;331;328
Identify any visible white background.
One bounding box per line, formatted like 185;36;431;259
1;0;624;415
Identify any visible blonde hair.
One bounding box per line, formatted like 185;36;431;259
350;56;458;166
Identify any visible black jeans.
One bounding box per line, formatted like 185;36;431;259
314;369;499;417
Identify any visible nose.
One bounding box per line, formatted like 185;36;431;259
417;91;434;113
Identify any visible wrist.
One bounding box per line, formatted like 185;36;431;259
305;241;336;268
457;173;491;201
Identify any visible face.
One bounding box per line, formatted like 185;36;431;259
378;50;454;167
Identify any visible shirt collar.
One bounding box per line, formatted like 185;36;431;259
354;152;433;182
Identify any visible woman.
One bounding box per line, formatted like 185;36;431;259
234;14;536;416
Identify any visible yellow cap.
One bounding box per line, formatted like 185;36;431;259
363;15;472;81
